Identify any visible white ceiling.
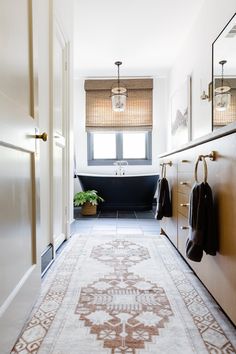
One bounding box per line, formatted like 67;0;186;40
74;0;205;79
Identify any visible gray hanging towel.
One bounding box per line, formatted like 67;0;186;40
186;182;217;262
155;177;172;220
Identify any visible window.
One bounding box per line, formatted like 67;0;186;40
123;132;146;159
85;78;153;165
88;131;152;165
93;133;116;159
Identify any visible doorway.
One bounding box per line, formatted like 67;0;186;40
51;18;70;252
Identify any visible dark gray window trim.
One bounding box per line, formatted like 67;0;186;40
87;131;152;166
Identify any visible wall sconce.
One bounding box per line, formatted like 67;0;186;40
200;82;212;101
111;61;128;112
201;90;209;100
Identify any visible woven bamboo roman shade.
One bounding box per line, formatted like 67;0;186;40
85;79;153;131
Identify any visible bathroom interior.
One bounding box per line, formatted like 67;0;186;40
71;0;236;337
1;1;236;353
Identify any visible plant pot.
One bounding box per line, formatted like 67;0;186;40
81;202;97;216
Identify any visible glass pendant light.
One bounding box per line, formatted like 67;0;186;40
111;61;127;112
215;60;231;111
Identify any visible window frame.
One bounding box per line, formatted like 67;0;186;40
87;131;152;166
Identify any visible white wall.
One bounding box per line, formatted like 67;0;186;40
167;0;236;149
73;0;236;195
73;77;168;193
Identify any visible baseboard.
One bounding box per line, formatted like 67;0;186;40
41;244;54;276
70;219;77;235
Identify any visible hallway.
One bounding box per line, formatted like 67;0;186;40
1;1;236;353
11;218;236;354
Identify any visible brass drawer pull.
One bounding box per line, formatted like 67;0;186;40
181;159;189;163
180;203;190;207
180;226;189;230
180;181;188;185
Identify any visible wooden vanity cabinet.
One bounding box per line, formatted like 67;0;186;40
159;132;236;325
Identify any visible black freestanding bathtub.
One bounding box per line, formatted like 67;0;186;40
77;174;158;211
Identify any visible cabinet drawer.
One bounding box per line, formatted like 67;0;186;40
178;172;194;194
178;193;190;218
177;213;189;257
178;214;201;274
178;152;195;172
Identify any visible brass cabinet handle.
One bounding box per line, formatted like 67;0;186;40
181;159;190;163
180;226;189;230
180;181;188;185
180;203;190;207
35;132;48;142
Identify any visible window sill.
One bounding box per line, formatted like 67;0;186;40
88;159;152;166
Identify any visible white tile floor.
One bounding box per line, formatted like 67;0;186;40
71;217;160;236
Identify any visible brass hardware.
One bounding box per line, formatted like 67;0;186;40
195;155;208;183
160;161;172;167
35;132;48;142
180;203;190;207
181;159;189;163
160;161;172;179
200;82;212;102
180;181;188;185
199;151;216;161
195;151;216;183
200;90;209;100
180;226;189;230
210;151;216;160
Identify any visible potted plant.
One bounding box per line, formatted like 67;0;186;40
74;190;104;216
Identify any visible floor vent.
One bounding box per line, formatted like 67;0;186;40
41;244;54;276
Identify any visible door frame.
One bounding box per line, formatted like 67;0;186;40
49;10;71;254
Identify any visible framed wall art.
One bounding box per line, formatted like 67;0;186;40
171;76;192;148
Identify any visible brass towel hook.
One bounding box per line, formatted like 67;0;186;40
160;161;172;167
195;155;208;183
160;161;172;178
161;164;166;178
199;151;216;161
195;151;216;183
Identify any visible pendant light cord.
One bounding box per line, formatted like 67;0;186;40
115;61;122;93
219;60;227;90
221;62;224;88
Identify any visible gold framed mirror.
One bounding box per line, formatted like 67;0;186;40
212;13;236;129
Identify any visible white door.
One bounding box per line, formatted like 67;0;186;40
52;20;69;251
0;1;41;353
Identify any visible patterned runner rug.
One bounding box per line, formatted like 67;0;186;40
12;234;236;354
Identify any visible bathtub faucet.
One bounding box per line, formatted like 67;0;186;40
113;160;128;175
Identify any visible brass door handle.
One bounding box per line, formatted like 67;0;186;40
180;203;190;207
180;226;189;230
35;132;48;142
